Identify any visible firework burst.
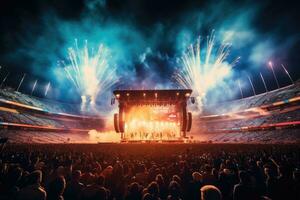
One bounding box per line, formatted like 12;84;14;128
60;39;118;104
174;30;239;110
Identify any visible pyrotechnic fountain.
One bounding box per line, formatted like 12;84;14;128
60;39;118;110
174;30;239;111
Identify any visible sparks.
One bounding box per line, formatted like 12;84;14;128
60;39;118;104
174;30;239;110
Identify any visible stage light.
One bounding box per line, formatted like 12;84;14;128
185;93;191;97
268;61;272;67
113;89;192;141
126;93;130;96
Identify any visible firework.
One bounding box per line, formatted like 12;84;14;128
174;30;239;110
60;39;118;104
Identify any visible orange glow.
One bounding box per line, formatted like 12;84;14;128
0;106;19;114
124;105;180;140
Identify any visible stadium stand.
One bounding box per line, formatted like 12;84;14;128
0;88;105;142
201;81;300;115
0;88;80;114
194;81;300;143
0;81;300;144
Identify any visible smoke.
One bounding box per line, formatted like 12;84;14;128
1;0;299;108
88;130;120;143
169;0;299;104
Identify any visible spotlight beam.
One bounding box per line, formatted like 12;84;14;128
281;64;294;85
237;79;244;99
268;61;280;89
247;75;256;96
16;73;26;92
0;72;10;88
260;73;268;92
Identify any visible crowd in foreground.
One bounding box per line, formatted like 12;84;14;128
0;143;299;200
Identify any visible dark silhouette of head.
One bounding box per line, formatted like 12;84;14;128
95;175;105;186
239;170;251;184
5;167;22;188
72;170;82;181
94;187;108;200
147;181;159;196
201;185;222;200
48;176;66;199
27;170;42;186
168;181;181;198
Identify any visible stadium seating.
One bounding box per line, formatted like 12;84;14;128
0;88;80;114
0;81;299;143
0;87;105;138
201;81;300;115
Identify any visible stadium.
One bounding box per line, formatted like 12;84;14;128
0;0;300;200
0;82;299;144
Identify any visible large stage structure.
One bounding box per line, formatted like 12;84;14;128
113;89;193;142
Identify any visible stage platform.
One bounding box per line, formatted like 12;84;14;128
120;139;186;143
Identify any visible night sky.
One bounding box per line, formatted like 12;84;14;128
0;0;300;103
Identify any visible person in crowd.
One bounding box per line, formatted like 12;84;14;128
200;185;222;200
155;174;168;200
202;165;217;186
264;167;280;200
136;164;149;186
0;167;22;200
16;170;47;200
47;176;66;200
63;170;84;200
0;144;299;200
217;171;232;200
187;172;203;200
167;181;182;200
233;170;258;200
276;165;295;200
80;175;109;200
125;182;142;200
292;169;300;199
111;162;126;200
146;181;160;200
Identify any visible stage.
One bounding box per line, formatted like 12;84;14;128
112;89;193;142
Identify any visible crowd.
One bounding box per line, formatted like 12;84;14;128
0;143;299;200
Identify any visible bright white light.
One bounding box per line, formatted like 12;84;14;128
174;30;239;110
61;40;118;105
268;61;273;67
